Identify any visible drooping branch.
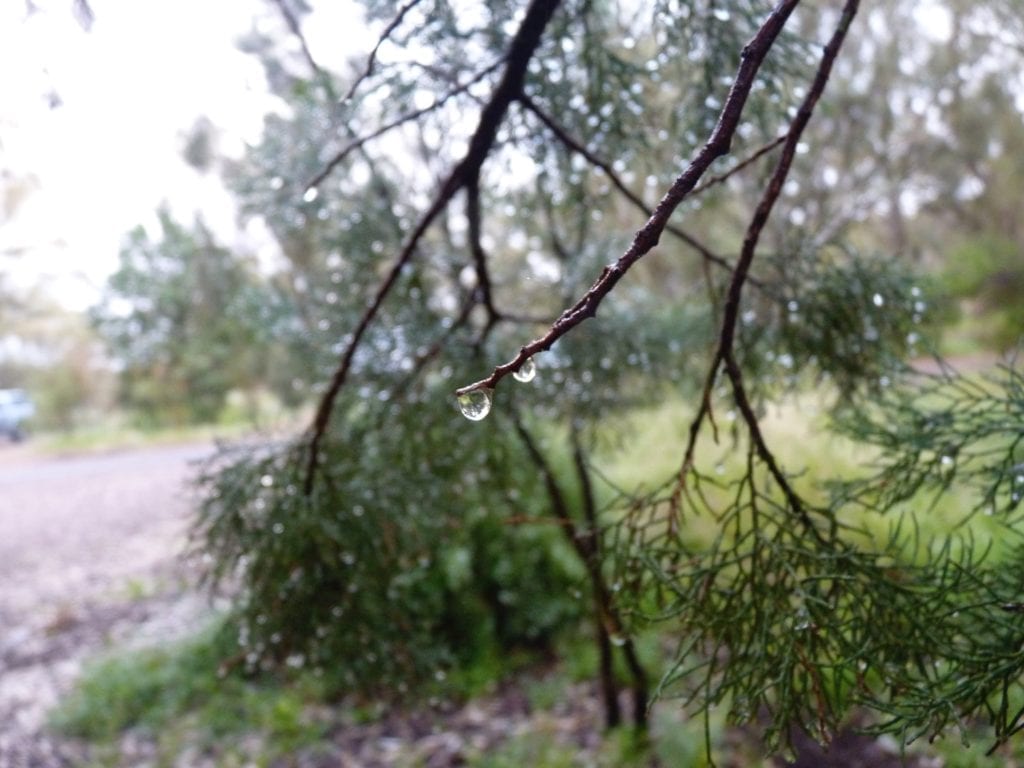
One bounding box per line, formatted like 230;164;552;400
513;415;648;729
570;428;649;728
338;0;426;106
676;0;862;536
304;0;564;493
455;0;801;398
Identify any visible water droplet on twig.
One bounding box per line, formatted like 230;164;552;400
512;357;536;383
457;388;492;421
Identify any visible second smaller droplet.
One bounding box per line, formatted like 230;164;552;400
512;356;536;383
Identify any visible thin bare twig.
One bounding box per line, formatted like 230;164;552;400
455;0;801;398
519;94;743;279
304;0;564;493
339;0;426;105
514;415;648;729
307;58;504;191
690;132;788;196
386;293;477;407
571;429;649;728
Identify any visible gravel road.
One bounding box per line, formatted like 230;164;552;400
0;442;215;768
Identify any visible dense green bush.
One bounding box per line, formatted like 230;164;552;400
193;395;591;695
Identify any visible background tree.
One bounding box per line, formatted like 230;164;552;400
92;208;282;426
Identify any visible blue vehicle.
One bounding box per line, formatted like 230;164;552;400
0;389;34;441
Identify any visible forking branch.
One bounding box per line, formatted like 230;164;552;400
674;0;862;542
303;0;564;493
454;0;802;398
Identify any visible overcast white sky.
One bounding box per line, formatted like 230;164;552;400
0;0;976;313
0;0;361;310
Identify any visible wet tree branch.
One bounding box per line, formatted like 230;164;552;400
455;0;801;398
676;0;861;537
304;0;564;493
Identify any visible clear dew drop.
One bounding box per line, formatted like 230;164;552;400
512;357;537;383
303;186;319;203
457;388;493;421
872;293;885;307
260;474;274;488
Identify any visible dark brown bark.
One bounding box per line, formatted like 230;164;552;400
456;0;802;398
304;0;564;493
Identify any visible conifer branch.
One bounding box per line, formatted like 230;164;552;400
455;0;802;398
304;0;564;492
677;0;861;523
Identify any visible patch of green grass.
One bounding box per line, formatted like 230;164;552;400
36;419;251;456
53;613;557;765
469;731;580;768
34;396;308;457
50;621;328;762
598;392;1010;556
911;728;1024;768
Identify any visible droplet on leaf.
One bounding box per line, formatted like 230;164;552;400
512;357;536;383
457;388;492;421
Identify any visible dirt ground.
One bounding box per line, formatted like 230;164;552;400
0;442;214;768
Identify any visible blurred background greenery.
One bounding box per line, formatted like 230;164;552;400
3;0;1024;765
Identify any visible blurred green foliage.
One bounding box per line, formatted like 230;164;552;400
62;0;1024;759
90;208;302;427
944;236;1024;351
